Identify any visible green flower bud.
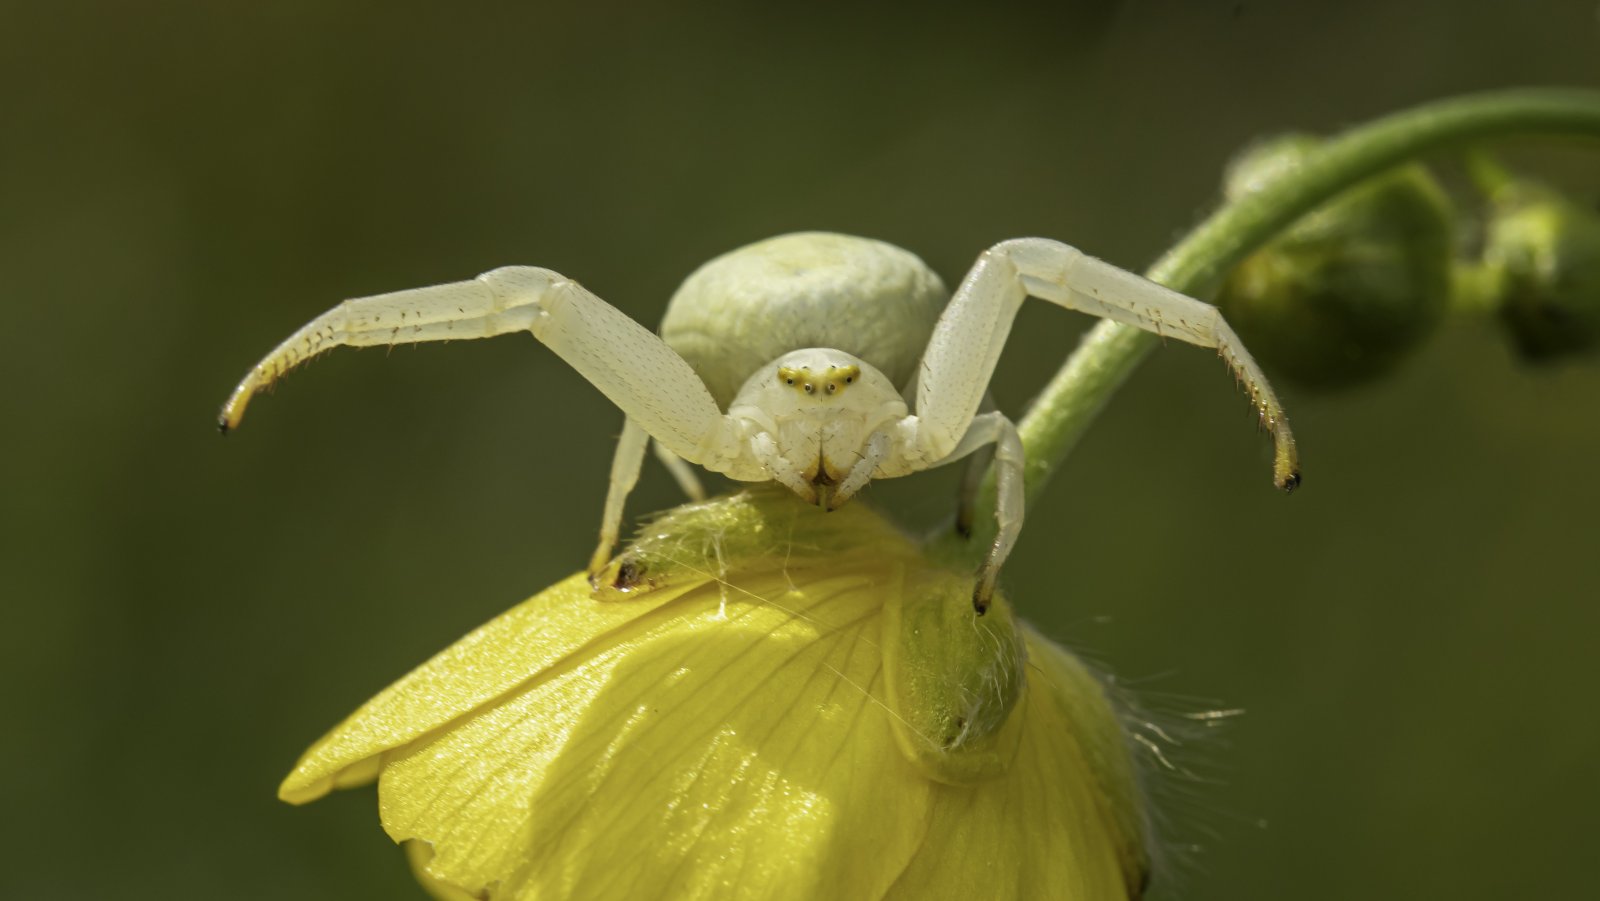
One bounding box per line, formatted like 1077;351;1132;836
1481;177;1600;360
1216;134;1456;388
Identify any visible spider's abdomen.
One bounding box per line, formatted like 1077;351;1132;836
660;232;947;409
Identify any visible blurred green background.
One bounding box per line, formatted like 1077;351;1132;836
4;2;1598;898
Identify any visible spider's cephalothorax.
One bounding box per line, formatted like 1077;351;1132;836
730;348;906;503
221;232;1297;611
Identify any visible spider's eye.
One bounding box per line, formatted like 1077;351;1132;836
826;383;837;394
845;376;853;383
804;384;814;394
786;378;794;385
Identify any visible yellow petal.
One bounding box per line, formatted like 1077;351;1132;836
406;840;482;901
384;564;932;901
279;574;704;804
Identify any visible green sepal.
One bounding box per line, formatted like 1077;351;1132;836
881;568;1026;785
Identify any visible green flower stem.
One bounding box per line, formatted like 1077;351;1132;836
963;88;1600;554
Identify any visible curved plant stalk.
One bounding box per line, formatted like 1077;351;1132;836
962;88;1600;552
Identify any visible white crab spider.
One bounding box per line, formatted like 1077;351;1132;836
221;232;1298;611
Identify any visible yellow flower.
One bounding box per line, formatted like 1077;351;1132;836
281;488;1148;900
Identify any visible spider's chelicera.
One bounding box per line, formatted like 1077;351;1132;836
221;232;1298;612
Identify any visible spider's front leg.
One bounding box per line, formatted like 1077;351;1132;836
910;237;1301;611
218;276;536;432
221;267;727;455
219;266;742;581
925;237;1300;490
975;238;1301;489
